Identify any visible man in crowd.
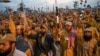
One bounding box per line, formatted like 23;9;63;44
0;34;27;56
60;21;76;56
16;25;32;56
81;28;98;56
34;24;56;56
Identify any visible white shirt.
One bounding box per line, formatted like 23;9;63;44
13;48;27;56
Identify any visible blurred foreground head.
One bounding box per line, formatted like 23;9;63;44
0;34;16;56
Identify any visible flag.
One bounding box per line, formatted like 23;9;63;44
80;0;83;2
80;2;82;5
85;0;87;3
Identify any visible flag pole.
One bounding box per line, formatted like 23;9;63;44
55;0;59;24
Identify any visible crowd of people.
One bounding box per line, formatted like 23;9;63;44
0;8;100;56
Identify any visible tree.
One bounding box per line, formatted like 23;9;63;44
17;0;25;12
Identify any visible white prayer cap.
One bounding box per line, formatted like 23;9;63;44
84;28;92;32
65;21;72;26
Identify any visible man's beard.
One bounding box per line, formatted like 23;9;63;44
41;32;46;36
66;27;72;32
84;35;92;41
0;46;12;56
86;24;91;28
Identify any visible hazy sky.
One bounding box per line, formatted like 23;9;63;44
0;0;100;11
